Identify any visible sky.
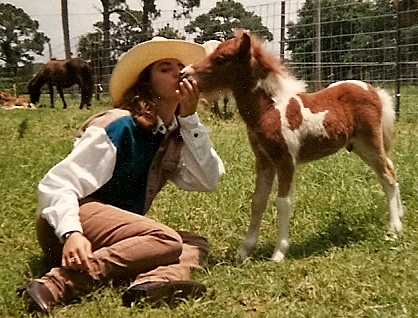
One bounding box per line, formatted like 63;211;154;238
5;0;298;62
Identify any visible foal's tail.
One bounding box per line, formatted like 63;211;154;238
376;88;396;153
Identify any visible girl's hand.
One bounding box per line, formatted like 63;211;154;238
176;78;200;117
62;232;96;275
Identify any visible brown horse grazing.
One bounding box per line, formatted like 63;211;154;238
183;30;403;262
27;57;94;109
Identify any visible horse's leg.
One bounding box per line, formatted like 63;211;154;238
79;90;85;109
48;84;54;108
271;157;295;262
57;87;67;109
236;153;276;261
351;136;403;234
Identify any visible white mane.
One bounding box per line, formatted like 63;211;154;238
255;70;306;109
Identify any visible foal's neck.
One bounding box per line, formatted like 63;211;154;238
233;86;274;126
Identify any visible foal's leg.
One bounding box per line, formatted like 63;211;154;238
236;154;275;261
271;158;295;262
352;138;403;234
376;157;403;233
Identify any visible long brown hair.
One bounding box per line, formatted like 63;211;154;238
114;63;158;130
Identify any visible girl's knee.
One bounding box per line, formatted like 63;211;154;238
153;227;183;258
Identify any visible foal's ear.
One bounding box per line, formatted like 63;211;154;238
238;32;251;57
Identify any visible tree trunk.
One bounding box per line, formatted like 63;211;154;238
101;0;111;90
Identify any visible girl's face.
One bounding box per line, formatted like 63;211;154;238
150;58;185;102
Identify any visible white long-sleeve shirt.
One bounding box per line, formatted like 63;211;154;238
38;109;225;239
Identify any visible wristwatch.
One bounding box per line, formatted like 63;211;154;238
60;231;79;244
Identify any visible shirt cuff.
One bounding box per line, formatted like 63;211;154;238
177;113;200;129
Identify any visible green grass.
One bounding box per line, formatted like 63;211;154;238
1;93;418;317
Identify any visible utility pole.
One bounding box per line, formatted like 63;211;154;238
61;0;71;59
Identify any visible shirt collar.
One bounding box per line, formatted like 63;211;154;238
152;116;178;135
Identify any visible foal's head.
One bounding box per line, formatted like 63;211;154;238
184;30;283;98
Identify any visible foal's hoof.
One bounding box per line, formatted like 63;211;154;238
385;232;398;241
271;251;286;263
389;220;403;234
235;248;250;262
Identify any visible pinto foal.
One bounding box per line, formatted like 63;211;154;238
183;30;403;262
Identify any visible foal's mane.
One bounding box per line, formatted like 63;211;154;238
235;29;283;77
233;30;306;101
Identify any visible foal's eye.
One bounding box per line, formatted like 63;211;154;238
214;55;233;64
214;55;230;64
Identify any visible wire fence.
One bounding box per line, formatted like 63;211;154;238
1;1;417;117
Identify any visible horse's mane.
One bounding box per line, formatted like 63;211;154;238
27;70;45;90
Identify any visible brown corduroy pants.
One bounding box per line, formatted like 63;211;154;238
35;201;209;302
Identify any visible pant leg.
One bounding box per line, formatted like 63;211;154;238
36;201;183;301
131;230;209;286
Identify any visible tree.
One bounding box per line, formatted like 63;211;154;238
79;1;161;88
78;9;149;63
394;0;418;27
156;24;186;39
287;0;397;84
0;4;49;74
111;9;147;56
173;0;201;18
77;0;203;94
184;0;273;43
79;0;203;61
141;0;160;40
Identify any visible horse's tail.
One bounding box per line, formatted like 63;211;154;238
80;61;94;99
377;87;396;153
83;63;94;87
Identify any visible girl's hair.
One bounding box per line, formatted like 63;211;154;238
114;63;158;129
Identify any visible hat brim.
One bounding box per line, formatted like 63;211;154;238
109;39;206;104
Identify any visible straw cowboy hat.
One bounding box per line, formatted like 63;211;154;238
109;37;206;103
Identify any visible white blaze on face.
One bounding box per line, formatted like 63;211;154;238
181;64;195;76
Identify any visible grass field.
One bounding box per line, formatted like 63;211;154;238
0;91;417;317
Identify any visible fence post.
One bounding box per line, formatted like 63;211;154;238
315;0;322;90
280;1;286;60
395;0;401;119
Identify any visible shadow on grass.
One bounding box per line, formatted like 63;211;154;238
217;211;377;264
25;254;53;279
287;214;369;260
